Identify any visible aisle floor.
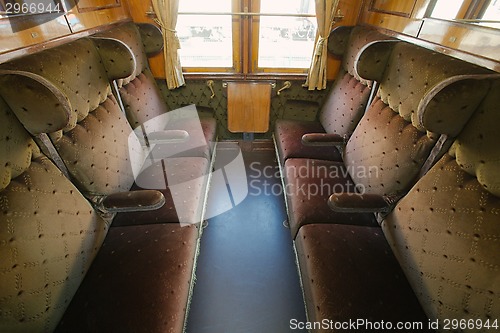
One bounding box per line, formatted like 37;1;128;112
186;141;307;333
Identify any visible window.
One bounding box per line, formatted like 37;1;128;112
177;0;235;69
480;0;500;20
426;0;500;27
176;0;317;74
253;0;316;71
428;0;464;20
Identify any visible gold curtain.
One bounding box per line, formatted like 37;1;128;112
152;0;185;90
304;0;341;90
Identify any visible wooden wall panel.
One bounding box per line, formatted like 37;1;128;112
0;14;71;59
359;0;424;36
326;0;364;80
77;0;121;11
419;19;500;62
358;0;500;70
369;0;417;17
361;11;422;36
122;0;165;78
0;0;131;62
65;0;129;32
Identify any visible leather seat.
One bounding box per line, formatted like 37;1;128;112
0;94;109;332
291;50;499;332
55;223;199;333
94;23;217;160
274;26;390;165
0;38;210;226
0;37;206;333
285;158;377;237
295;224;431;332
381;78;500;326
284;40;494;239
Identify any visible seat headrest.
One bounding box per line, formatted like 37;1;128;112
94;22;155;85
449;78;500;197
356;40;397;82
0;96;41;191
418;74;500;136
327;26;354;57
0;70;71;134
329;26;393;85
0;38;131;136
137;23;164;55
358;41;494;133
92;37;136;80
343;27;393;85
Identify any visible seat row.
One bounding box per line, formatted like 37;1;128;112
0;23;214;332
275;26;500;330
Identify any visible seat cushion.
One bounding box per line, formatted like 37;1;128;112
120;70;170;129
275;119;341;166
319;71;371;135
344;97;437;197
56;223;199;333
113;157;209;225
383;154;500;324
149;116;217;160
296;224;430;332
284;158;376;238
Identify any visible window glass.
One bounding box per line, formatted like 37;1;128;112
481;0;500;20
429;0;463;20
258;0;316;68
177;0;233;68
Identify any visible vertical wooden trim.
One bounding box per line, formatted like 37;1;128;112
368;0;417;18
76;0;121;12
240;0;249;75
232;0;242;73
250;0;261;74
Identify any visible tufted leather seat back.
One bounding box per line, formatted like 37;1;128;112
318;26;390;136
0;96;108;332
0;38;144;197
95;23;170;129
344;41;493;197
382;78;500;325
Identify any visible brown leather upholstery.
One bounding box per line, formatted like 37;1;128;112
0;96;108;332
382;79;500;326
114;157;209;226
94;23;217;159
274;26;388;165
358;42;492;133
344;96;436;196
56;223;199;333
275;120;341;162
296;224;430;332
284;41;495;239
0;37;208;332
0;38;211;226
284;158;377;237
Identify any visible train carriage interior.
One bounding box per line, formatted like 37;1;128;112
0;0;499;332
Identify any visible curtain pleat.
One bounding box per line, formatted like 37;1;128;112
304;0;341;90
152;0;185;90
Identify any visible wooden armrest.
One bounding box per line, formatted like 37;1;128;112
99;190;165;213
328;193;391;213
301;133;345;146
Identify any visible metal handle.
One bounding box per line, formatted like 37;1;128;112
277;81;292;96
207;80;215;99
